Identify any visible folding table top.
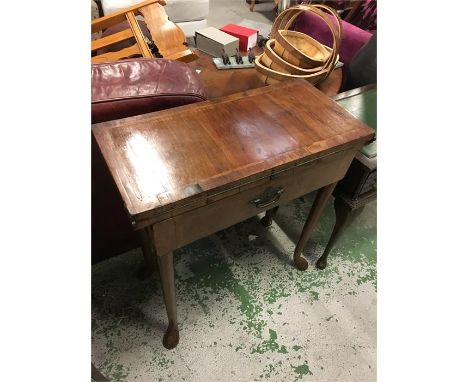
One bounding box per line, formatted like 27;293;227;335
92;79;374;221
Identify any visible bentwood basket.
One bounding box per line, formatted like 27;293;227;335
273;30;330;68
255;4;342;85
255;54;339;86
262;39;324;75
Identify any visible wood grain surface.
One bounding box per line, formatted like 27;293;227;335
92;79;374;226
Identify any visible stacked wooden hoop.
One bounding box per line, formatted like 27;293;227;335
255;5;342;85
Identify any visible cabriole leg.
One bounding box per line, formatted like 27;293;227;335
260;206;279;227
293;182;337;271
156;250;179;349
316;199;364;270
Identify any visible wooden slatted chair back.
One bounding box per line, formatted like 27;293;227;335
91;0;165;63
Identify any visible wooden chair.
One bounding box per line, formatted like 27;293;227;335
91;0;197;64
321;1;364;21
250;1;365;24
299;1;366;23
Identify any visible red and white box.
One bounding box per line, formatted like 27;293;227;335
220;24;258;52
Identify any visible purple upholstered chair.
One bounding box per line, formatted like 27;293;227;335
294;1;376;67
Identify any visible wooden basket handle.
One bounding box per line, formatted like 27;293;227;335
270;4;342;81
305;5;342;80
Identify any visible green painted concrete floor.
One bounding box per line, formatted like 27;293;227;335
92;192;376;381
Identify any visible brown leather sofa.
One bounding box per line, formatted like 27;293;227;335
92;58;206;263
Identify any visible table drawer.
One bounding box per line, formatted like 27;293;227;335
152;146;359;252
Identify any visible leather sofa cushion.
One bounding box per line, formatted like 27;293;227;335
91;58;206;123
91;57;206;263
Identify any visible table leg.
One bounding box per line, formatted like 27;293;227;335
316;198;364;270
91;363;109;382
155;250;179;349
260;206;279;227
150;221;180;349
293;182;337;271
137;228;156;280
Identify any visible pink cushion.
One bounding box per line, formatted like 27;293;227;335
294;12;372;67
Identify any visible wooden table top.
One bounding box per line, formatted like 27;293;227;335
188;47;343;99
92;79;374;224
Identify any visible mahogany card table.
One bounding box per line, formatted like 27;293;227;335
92;79;374;349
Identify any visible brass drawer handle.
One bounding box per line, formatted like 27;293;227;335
250;187;284;209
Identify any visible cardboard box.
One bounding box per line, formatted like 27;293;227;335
220;24;258;52
195;26;239;57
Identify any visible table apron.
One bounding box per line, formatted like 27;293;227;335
150;145;359;254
